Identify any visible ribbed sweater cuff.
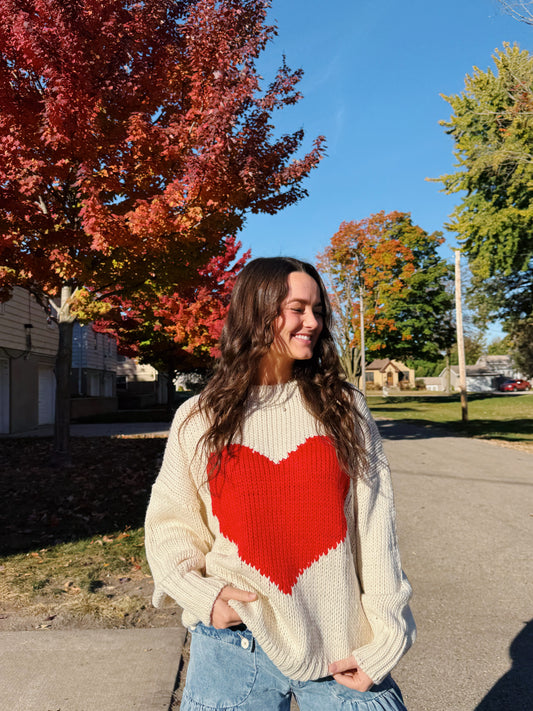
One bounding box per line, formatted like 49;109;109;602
155;570;226;626
353;627;413;685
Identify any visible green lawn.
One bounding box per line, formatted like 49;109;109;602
0;437;165;627
368;392;533;443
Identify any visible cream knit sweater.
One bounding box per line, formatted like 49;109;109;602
144;382;415;684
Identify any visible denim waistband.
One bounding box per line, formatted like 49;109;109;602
190;622;254;651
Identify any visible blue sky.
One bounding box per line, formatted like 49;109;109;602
238;0;531;286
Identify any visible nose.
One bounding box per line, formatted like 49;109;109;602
304;309;319;329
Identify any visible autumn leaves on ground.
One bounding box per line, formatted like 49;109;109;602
0;436;181;631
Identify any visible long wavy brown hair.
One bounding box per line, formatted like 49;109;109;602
193;257;366;479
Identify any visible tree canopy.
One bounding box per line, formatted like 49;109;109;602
0;0;324;459
437;42;533;375
0;0;324;304
317;211;454;383
91;236;249;404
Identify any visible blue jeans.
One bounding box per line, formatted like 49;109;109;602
181;623;408;710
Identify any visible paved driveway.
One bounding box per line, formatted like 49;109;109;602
378;420;532;711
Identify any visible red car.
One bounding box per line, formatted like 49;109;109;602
498;379;532;392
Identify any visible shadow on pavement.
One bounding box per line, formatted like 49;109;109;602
376;417;533;443
376;420;451;440
473;620;533;711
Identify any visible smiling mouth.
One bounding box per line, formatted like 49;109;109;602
293;334;313;342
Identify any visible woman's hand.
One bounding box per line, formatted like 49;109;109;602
328;655;373;691
210;585;257;629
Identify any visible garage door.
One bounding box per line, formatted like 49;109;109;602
38;366;56;425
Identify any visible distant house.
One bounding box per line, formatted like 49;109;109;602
475;355;521;380
70;323;118;418
421;354;528;393
0;287;58;433
365;359;415;390
71;323;117;397
116;355;168;407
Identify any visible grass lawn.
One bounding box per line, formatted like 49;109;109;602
368;391;533;444
0;436;179;630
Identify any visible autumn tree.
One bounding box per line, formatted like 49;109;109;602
317;211;454;384
0;0;324;461
91;237;249;408
437;43;533;372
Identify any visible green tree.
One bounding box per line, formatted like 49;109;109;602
437;43;533;373
510;320;533;376
449;333;486;366
438;43;533;280
487;335;513;355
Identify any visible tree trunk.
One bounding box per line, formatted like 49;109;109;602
341;346;360;385
53;285;75;467
166;367;177;413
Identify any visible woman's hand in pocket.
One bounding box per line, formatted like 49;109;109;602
328;656;373;692
211;586;257;629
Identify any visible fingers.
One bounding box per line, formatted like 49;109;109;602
328;657;373;692
211;598;243;628
218;586;257;603
211;585;257;629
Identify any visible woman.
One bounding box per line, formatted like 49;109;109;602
145;257;415;710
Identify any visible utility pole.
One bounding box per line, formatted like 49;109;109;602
359;283;366;396
454;250;468;423
351;253;366;396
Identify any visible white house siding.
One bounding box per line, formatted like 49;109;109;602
71;323;117;398
116;356;167;405
0;287;57;356
0;288;58;433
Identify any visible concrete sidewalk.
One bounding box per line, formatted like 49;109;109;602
0;627;186;711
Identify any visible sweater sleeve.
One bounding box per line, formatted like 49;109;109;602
144;398;226;625
350;391;416;684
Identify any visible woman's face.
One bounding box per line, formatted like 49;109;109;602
258;271;324;383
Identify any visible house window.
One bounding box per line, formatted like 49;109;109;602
116;375;127;390
365;372;374;382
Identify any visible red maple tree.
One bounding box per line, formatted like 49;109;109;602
0;0;324;460
91;236;249;406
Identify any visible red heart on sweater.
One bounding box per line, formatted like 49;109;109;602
209;436;349;595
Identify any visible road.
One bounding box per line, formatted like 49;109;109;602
380;420;532;711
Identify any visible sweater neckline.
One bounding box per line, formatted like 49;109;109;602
247;380;299;408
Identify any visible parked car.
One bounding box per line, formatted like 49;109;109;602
498;379;532;392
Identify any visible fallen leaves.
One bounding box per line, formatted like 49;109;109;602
0;437;165;556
